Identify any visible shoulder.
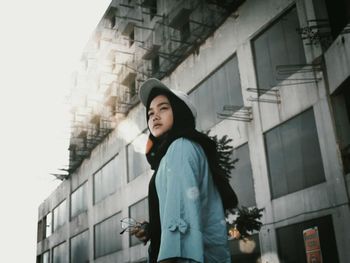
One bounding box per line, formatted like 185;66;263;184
167;138;205;157
163;138;206;169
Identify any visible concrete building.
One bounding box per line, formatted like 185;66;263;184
37;0;350;262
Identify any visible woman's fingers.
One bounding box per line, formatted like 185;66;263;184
128;221;149;244
130;227;146;238
134;228;146;238
130;227;139;235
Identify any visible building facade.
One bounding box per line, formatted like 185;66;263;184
37;0;350;262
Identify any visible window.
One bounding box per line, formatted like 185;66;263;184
229;234;261;263
37;212;52;242
189;55;243;131
313;0;350;41
127;133;149;182
52;242;66;263
252;6;306;93
94;154;121;204
149;0;157;20
229;143;256;207
109;15;116;29
37;220;43;242
45;212;52;238
37;251;49;263
129;77;136;98
276;215;339;263
70;230;89;263
94;213;122;258
152;55;160;75
264;108;326;199
53;201;67;232
71;182;88;219
180;20;190;42
106;7;118;29
141;0;157;20
332;83;350;174
129;198;149;246
42;251;49;263
129;28;135;47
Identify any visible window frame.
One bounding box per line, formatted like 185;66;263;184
70;181;88;220
94;212;123;259
276;215;340;262
128;197;149;247
229;142;256;207
263;107;326;199
126;132;149;183
188;53;243;131
93;152;121;204
52;241;67;263
52;200;67;232
69;229;89;263
251;4;306;94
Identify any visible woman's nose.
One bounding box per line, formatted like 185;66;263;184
152;112;160;121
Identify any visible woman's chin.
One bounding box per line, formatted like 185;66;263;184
153;132;164;138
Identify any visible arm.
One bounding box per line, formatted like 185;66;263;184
156;138;204;263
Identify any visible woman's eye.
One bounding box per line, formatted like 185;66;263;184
160;107;168;111
148;112;154;117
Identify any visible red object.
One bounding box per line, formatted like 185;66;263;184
303;227;323;263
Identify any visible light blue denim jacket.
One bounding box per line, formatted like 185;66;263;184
155;138;231;263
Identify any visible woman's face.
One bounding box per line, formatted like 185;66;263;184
148;95;174;138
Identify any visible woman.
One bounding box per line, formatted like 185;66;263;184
134;78;237;263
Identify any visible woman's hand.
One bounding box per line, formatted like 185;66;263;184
130;221;150;244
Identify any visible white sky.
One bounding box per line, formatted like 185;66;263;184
0;1;110;261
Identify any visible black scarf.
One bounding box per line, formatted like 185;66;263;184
145;89;238;262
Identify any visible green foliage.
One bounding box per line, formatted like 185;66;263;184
207;131;264;239
234;206;264;238
207;132;238;180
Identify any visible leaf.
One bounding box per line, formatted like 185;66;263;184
229;206;264;239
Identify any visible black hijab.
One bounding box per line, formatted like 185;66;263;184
145;88;237;262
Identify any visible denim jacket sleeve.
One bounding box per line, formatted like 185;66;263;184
156;138;205;263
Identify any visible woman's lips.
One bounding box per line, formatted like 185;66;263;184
153;123;162;129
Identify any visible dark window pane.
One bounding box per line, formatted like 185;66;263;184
129;198;149;246
71;182;88;218
45;212;52;238
189;55;242;131
332;85;350;174
53;201;66;232
229;143;256;207
37;220;43;242
52;242;66;263
42;251;49;263
127;133;149;182
70;230;89;263
265;108;326;198
197;81;215;130
152;55;160;75
149;0;157;20
276;215;339;263
345;86;350;122
180;21;190;42
321;0;350;39
94;213;122;258
94;154;121;203
253;7;306;93
129;28;135;47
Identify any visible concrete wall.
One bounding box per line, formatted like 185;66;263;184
325;33;350;94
